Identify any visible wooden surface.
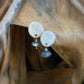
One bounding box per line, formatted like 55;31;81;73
0;68;74;84
0;32;10;75
0;0;5;8
10;25;27;84
10;24;74;84
0;0;11;21
27;68;74;84
10;24;62;79
0;74;9;84
12;0;84;68
11;0;84;84
25;28;62;71
13;0;84;26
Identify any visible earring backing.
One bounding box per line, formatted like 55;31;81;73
28;22;44;49
40;31;56;58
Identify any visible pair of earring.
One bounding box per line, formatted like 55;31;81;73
28;22;56;58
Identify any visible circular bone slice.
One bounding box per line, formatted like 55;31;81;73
28;22;44;38
41;31;56;47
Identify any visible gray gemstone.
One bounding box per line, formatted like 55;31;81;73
41;51;52;58
32;42;40;47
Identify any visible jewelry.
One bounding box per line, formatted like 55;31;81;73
28;22;44;49
40;31;56;58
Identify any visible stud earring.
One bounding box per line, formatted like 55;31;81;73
28;22;44;49
40;31;56;58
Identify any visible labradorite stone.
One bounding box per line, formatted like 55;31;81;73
32;42;40;47
41;51;52;58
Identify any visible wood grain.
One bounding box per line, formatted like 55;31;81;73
10;24;63;84
25;28;62;71
0;0;11;21
12;0;75;67
0;31;10;76
27;68;74;84
11;0;84;84
10;25;27;84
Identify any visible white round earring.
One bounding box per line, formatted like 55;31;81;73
40;31;56;58
28;22;44;49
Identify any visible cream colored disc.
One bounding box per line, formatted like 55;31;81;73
28;22;44;38
40;31;56;47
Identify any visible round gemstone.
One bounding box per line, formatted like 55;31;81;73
41;51;52;58
32;42;40;47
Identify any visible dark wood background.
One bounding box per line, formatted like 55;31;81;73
0;0;84;84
